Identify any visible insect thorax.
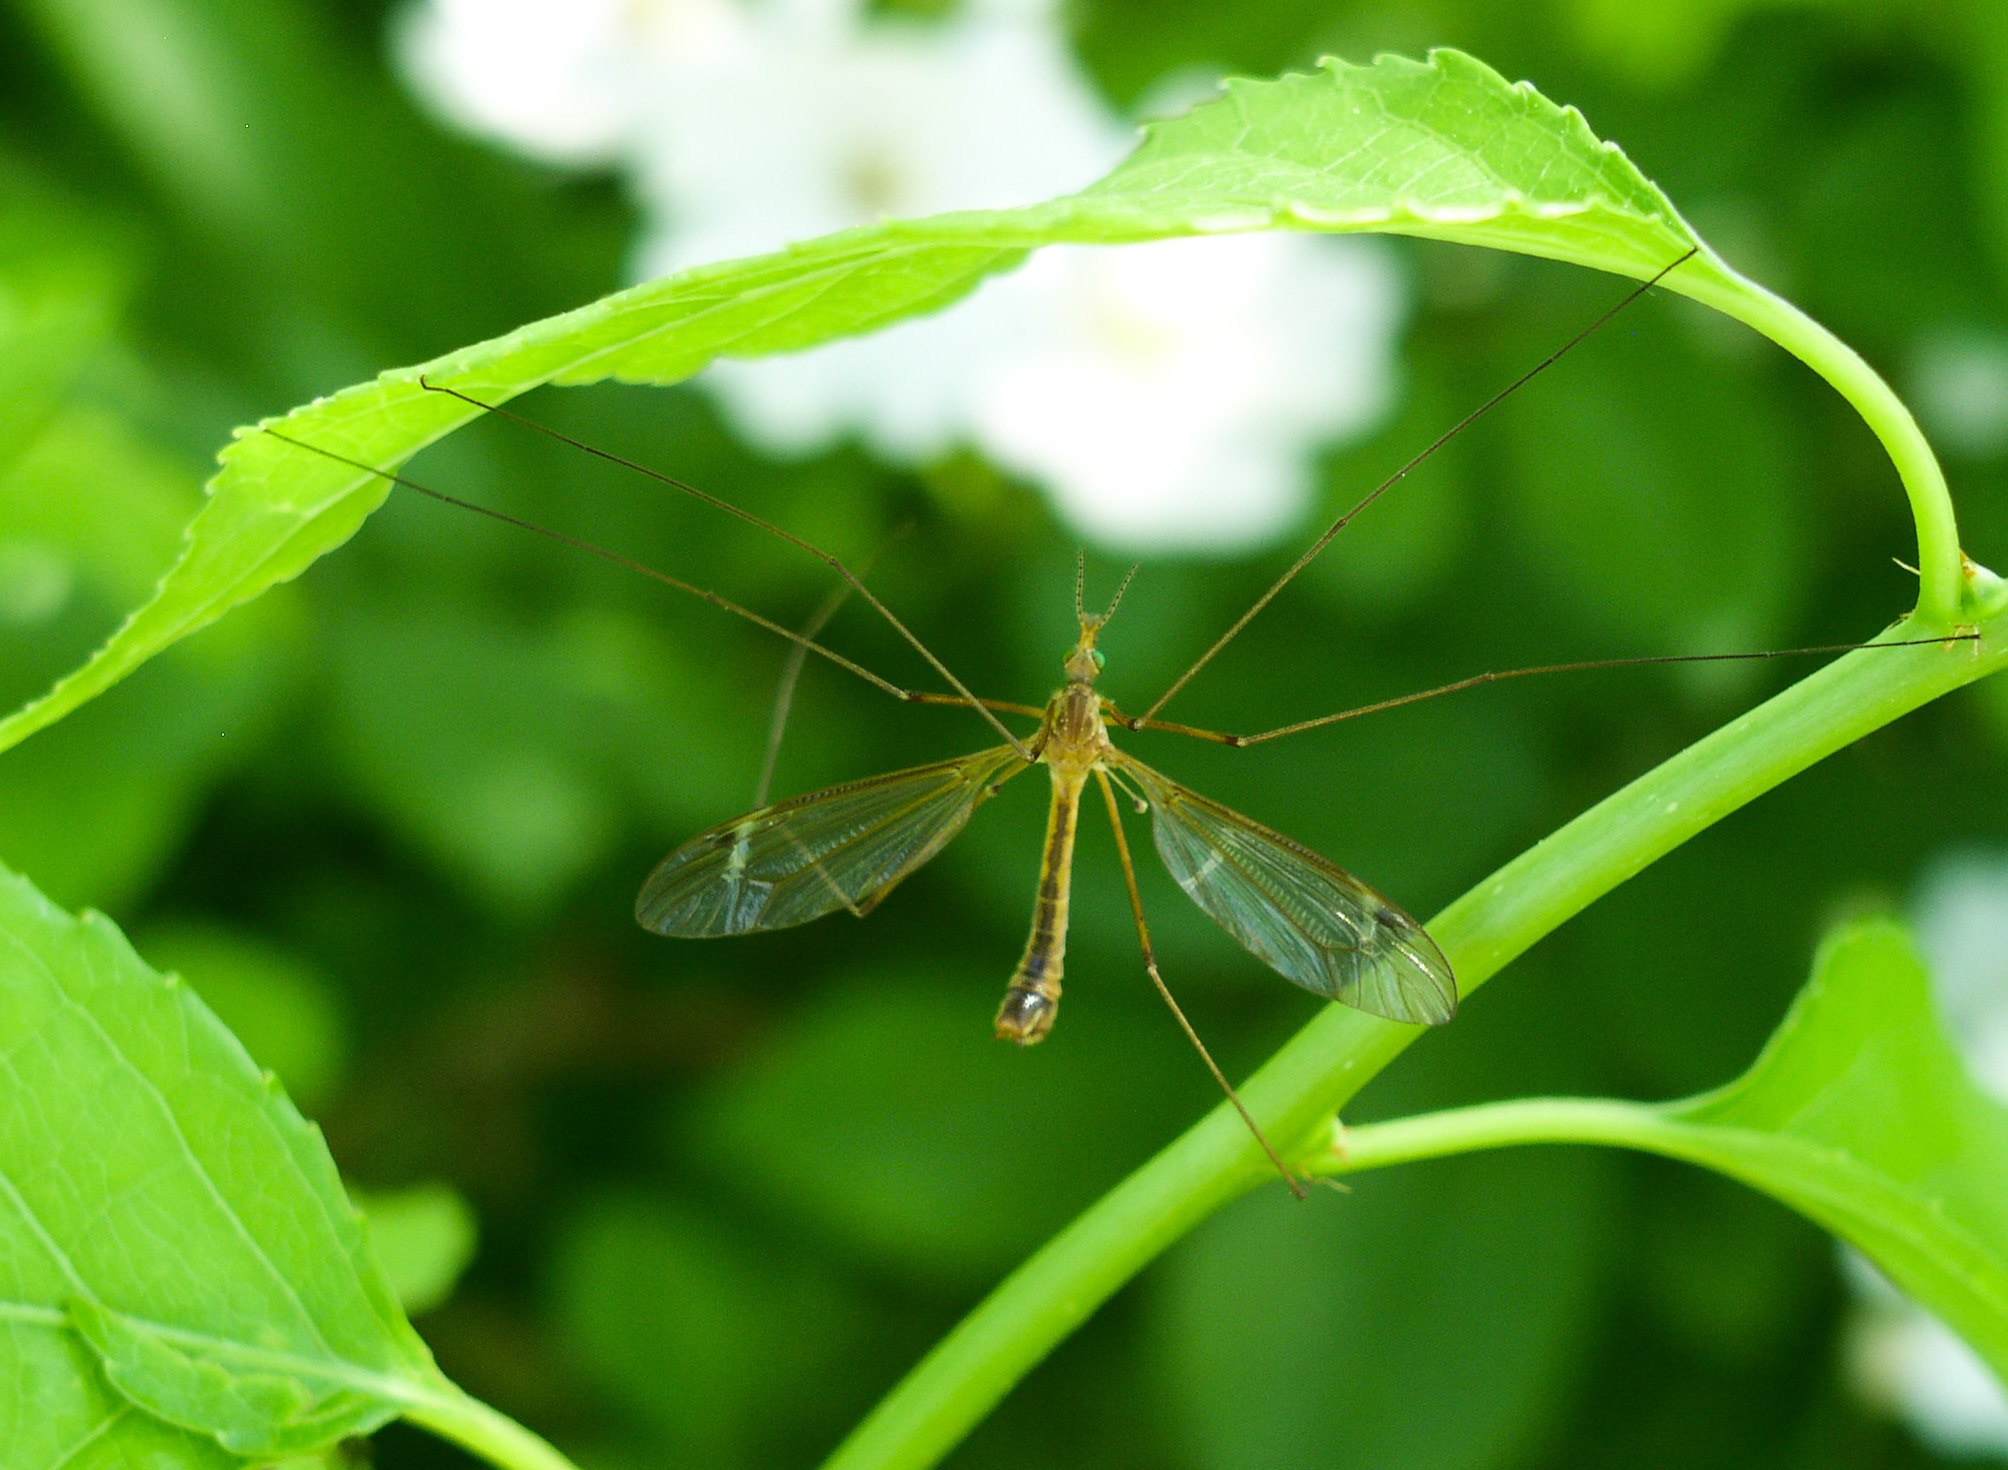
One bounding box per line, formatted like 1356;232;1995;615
1042;681;1110;777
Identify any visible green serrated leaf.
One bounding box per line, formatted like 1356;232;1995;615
0;48;1784;759
0;1319;246;1470
1079;51;1701;274
0;860;447;1458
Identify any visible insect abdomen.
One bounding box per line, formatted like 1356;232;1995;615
995;769;1084;1045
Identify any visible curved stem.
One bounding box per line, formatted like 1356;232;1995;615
821;616;2007;1470
1672;261;1967;625
1316;1096;1675;1176
404;1385;582;1470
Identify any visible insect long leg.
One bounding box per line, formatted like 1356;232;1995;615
1108;634;1981;747
263;428;1034;752
753;526;917;805
903;692;1049;719
755;576;860;807
1136;247;1702;727
1092;768;1307;1199
416;378;1024;754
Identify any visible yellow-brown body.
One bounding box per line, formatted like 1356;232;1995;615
993;630;1115;1044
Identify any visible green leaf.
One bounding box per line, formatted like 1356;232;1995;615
0;48;1785;757
1668;920;2008;1374
0;1328;244;1470
0;860;444;1458
140;921;348;1110
1079;51;1700;273
1334;918;2008;1381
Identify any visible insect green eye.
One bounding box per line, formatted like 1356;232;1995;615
1091;649;1106;669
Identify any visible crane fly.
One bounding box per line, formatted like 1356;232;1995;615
266;245;1975;1194
631;564;1457;1044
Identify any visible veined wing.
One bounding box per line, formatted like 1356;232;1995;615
1115;754;1456;1026
637;746;1027;937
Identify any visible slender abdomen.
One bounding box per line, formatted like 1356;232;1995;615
995;768;1085;1045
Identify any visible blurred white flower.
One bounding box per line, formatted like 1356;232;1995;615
1915;850;2008;1103
1912;328;2008;461
965;235;1400;550
1840;850;2008;1459
625;7;1131;466
392;0;1404;551
396;0;653;166
627;11;1119;269
1845;1254;2008;1460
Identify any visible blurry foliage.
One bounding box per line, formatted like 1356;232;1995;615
681;972;1206;1285
358;1183;482;1318
1157;1149;1614;1470
554;1192;869;1467
0;1;2004;1468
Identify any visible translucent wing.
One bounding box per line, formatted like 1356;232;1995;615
637;746;1026;937
1116;755;1456;1025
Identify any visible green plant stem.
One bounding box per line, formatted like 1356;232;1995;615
1317;1096;1675;1176
821;616;2008;1470
1312;1092;1873;1195
1674;262;1966;626
403;1385;582;1470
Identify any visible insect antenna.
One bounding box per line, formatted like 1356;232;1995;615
1099;563;1140;625
414;378;1025;754
1139;246;1703;725
1112;630;1979;746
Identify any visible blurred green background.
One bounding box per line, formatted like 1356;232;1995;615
4;1;2008;1466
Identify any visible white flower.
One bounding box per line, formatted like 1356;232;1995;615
627;14;1118;268
625;9;1131;464
1839;850;2008;1459
395;0;656;166
1914;850;2008;1103
393;0;1405;552
964;234;1401;551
